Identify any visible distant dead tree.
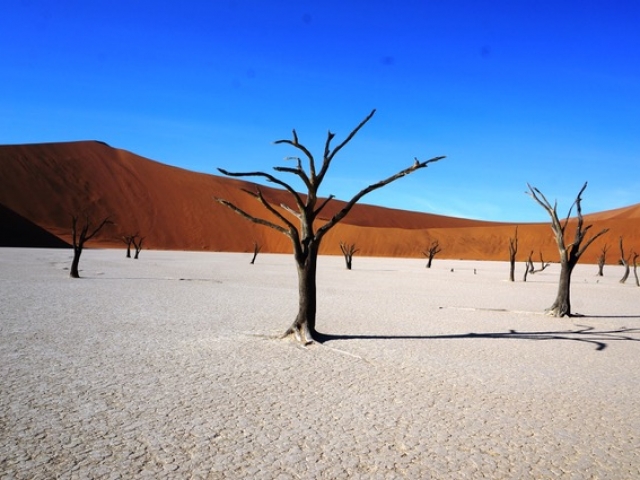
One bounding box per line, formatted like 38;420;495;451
531;252;551;273
618;237;631;284
132;235;144;259
523;250;534;282
423;239;442;269
633;252;639;287
527;182;608;317
508;227;518;281
122;234;137;258
70;214;112;278
250;241;261;264
215;109;445;344
339;241;358;270
596;243;609;276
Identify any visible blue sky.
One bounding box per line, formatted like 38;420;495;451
1;1;639;222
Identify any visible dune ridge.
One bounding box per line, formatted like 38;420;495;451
1;140;638;263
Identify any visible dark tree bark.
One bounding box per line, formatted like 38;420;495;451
339;241;358;270
250;241;262;264
216;109;445;344
619;237;631;284
423;239;442;269
527;182;608;317
132;236;144;259
70;215;111;278
596;244;609;276
508;227;518;281
632;252;639;287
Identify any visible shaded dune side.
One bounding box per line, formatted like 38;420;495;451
0;141;638;263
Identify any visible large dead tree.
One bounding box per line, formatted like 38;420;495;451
508;227;518;281
216;109;445;343
527;182;608;317
339;241;358;270
70;214;111;278
423;239;442;269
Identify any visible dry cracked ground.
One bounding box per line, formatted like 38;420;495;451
1;249;639;479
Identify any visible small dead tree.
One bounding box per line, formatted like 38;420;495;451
619;237;631;284
633;252;640;287
527;182;608;317
339;241;358;270
596;244;609;276
122;234;137;258
216;109;445;343
70;214;111;278
531;252;551;273
250;241;261;264
523;250;534;282
508;227;518;281
132;235;144;259
423;239;442;269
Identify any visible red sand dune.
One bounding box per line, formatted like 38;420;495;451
1;140;638;264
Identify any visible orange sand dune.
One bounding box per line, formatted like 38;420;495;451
1;141;638;264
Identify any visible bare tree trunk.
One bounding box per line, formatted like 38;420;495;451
547;259;574;316
70;245;82;278
619;237;630;283
284;247;318;344
250;241;261;264
133;236;144;259
596;244;609;276
508;227;518;282
633;252;639;287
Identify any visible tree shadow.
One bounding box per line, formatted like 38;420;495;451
315;325;640;351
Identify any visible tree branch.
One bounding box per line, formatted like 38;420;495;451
217;168;306;212
316;109;377;186
316;155;445;239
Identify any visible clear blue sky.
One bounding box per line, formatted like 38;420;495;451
2;1;639;222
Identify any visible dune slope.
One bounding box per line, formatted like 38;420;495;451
0;141;637;262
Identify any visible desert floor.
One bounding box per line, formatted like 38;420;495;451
1;248;639;479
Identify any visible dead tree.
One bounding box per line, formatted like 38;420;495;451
619;237;631;284
339;241;358;270
216;109;445;344
523;250;534;282
508;227;518;281
531;252;551;273
70;214;111;278
596;244;609;276
250;241;261;264
132;235;144;259
633;252;640;287
527;182;608;317
122;234;137;258
423;239;442;269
